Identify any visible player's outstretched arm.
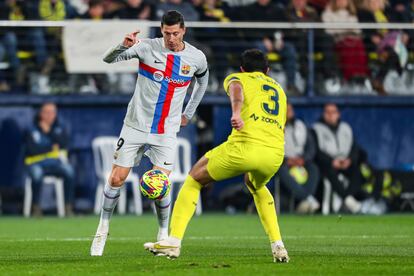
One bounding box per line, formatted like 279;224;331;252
103;31;141;63
229;81;244;131
182;69;209;125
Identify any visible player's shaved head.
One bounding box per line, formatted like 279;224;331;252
161;10;185;28
240;49;269;73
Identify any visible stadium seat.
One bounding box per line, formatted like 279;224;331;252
322;175;348;215
23;176;65;218
400;192;414;211
92;136;142;215
170;137;202;215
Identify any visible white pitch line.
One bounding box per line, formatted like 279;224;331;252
0;235;410;242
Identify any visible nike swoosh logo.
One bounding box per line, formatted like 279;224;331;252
154;244;178;249
164;161;172;165
154;60;163;64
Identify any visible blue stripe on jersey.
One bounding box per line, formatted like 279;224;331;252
171;55;180;79
150;80;169;133
138;67;155;82
150;55;180;133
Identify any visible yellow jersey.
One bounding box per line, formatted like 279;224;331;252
223;71;287;149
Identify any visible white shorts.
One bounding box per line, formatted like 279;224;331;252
113;124;177;171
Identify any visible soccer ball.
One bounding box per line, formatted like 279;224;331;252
289;166;308;185
140;169;171;200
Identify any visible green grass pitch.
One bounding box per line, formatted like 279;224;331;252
0;214;413;275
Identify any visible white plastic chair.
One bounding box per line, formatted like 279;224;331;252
23;176;65;218
322;174;348;215
170;137;202;215
92;136;143;215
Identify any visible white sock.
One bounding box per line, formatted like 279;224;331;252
271;240;285;249
99;183;121;231
154;192;171;234
166;236;182;247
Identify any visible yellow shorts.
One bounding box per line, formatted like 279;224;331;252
205;141;284;189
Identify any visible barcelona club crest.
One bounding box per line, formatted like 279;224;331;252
181;65;191;75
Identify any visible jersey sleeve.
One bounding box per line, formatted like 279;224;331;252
194;53;208;79
223;73;242;95
103;39;150;63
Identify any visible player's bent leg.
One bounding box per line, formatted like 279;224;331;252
170;156;213;239
144;157;214;258
245;174;289;263
152;166;172;241
91;165;131;256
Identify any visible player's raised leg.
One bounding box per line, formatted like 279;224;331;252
152;165;172;241
91;165;130;256
144;156;212;258
244;174;289;263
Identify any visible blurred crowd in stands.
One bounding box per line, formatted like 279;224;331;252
0;0;414;95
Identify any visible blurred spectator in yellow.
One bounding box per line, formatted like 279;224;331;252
37;0;68;93
197;0;231;22
190;0;232;87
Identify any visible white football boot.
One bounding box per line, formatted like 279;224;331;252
144;240;181;259
90;225;109;256
271;243;290;263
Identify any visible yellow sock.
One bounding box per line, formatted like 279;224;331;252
249;185;282;242
170;175;202;239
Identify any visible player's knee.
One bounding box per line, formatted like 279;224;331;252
244;175;257;194
189;168;203;183
189;157;212;186
189;166;210;186
109;174;125;187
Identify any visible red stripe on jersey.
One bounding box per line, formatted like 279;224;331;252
157;55;176;134
139;62;158;74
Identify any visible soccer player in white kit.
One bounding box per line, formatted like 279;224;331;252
90;10;209;256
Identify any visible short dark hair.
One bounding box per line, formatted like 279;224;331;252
241;49;268;73
89;0;104;8
161;10;185;28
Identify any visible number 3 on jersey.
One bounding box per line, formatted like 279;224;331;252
261;84;279;116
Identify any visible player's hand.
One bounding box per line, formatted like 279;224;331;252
332;159;342;170
340;158;352;169
231;114;244;131
181;115;189;127
295;157;305;167
123;30;140;48
287;158;296;167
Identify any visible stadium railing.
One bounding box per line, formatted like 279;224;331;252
1;20;414;96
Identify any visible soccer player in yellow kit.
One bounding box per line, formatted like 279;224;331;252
144;49;289;263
